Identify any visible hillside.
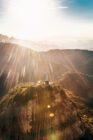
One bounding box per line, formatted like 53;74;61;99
0;83;92;140
59;72;93;107
0;37;93;140
0;42;93;96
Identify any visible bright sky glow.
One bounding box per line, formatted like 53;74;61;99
0;0;93;42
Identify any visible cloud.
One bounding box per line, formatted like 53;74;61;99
49;6;68;10
58;6;68;9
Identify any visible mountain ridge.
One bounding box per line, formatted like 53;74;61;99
0;41;93;95
0;34;93;51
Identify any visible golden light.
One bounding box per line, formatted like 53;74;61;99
48;133;59;140
47;105;51;109
49;113;55;118
1;0;92;48
6;0;60;41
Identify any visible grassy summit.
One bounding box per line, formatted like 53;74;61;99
0;82;90;140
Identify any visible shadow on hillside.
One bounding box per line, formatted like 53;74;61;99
0;84;93;140
0;72;7;97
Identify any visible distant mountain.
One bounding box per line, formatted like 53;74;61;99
0;42;93;95
0;34;93;51
0;34;58;51
0;34;20;44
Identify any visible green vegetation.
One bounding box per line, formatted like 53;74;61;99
0;82;85;140
0;82;93;140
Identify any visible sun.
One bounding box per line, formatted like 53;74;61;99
6;0;59;41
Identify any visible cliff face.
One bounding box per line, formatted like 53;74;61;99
0;83;85;140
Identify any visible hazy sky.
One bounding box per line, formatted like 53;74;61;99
0;0;93;42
